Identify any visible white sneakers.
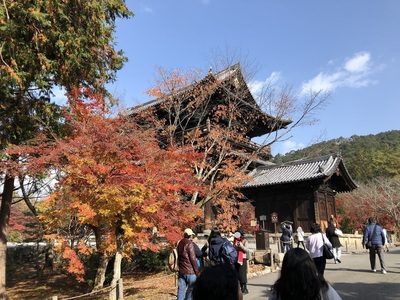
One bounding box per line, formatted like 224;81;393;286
372;269;387;274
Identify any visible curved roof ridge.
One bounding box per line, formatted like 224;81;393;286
242;153;357;192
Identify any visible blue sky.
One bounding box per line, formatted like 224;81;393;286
106;1;400;155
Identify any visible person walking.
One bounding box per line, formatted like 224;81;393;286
295;226;305;249
280;223;292;253
269;248;342;300
233;229;249;295
381;226;390;252
177;228;200;300
306;223;332;276
362;217;387;274
326;218;342;264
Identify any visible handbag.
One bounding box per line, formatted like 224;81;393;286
321;233;334;259
365;241;372;249
335;228;343;237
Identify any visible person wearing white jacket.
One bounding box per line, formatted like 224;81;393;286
295;226;305;249
306;223;332;276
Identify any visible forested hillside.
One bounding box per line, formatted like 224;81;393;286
273;130;400;183
272;130;400;232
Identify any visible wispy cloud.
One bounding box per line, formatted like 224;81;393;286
142;5;154;14
344;52;371;73
249;71;282;96
300;51;378;95
276;140;305;155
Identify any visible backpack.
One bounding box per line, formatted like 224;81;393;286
167;248;179;272
220;239;238;265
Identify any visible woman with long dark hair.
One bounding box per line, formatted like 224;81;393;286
193;264;243;300
306;223;332;276
269;248;342;300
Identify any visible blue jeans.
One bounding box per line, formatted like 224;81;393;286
281;241;291;253
177;273;197;300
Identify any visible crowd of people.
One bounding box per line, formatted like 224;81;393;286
174;216;391;300
175;226;249;300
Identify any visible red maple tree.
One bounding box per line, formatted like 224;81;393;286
7;89;204;290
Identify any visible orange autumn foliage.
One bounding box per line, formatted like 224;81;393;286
10;90;205;279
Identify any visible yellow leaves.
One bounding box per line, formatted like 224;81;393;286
144;203;159;214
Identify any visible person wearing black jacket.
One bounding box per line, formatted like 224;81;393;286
326;218;342;264
208;227;226;265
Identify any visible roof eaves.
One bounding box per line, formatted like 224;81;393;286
241;153;342;188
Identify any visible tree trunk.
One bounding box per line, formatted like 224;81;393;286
109;250;122;300
92;254;110;291
109;228;123;300
204;201;213;230
92;227;110;291
0;175;14;299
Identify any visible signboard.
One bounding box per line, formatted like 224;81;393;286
259;215;267;221
271;212;278;223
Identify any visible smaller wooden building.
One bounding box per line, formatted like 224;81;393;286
240;153;357;232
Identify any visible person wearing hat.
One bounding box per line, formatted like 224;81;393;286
233;229;249;295
177;228;200;300
280;223;292;253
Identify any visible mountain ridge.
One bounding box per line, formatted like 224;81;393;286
272;130;400;181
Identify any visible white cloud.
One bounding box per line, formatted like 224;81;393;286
274;140;305;155
249;71;282;96
300;51;377;95
344;52;370;73
281;140;305;154
301;71;345;94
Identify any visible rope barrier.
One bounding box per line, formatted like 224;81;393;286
121;273;175;288
55;283;115;300
53;273;175;299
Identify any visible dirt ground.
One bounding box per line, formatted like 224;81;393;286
6;264;265;300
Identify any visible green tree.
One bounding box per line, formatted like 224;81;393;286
346;146;400;182
0;1;132;298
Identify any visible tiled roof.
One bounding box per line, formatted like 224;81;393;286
242;153;357;191
127;64;243;114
